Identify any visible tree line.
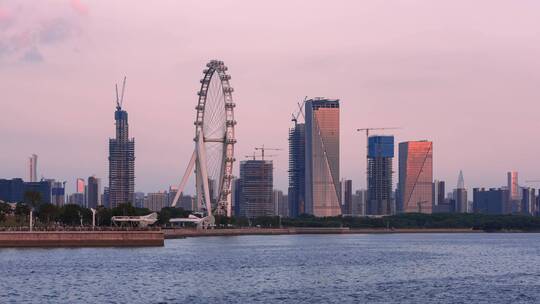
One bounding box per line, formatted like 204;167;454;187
0;190;191;227
2;191;540;231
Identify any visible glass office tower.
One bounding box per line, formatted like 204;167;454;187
305;98;341;216
398;141;433;213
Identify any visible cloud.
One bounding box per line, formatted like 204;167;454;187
20;47;44;63
0;1;88;65
39;18;75;44
70;0;89;16
0;6;14;27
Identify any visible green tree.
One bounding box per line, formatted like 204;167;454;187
14;203;30;224
111;203;151;217
0;202;12;222
24;191;42;209
231;216;250;227
60;204;91;226
111;203;136;216
37;203;60;225
252;216;280;228
96;206;112;226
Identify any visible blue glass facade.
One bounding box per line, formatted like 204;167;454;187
368;136;394;158
473;188;509;214
288;123;305;217
0;178;24;202
0;179;51;204
367;136;394;215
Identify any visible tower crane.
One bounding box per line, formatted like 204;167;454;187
291;96;308;124
356;127;401;139
254;145;282;160
245;154;278;161
115;76;127;110
356;127;401;194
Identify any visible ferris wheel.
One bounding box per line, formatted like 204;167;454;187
171;60;236;222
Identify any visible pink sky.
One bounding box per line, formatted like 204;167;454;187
1;0;540;194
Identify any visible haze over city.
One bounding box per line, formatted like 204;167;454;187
1;0;540;194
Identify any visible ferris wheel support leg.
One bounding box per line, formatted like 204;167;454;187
195;161;203;211
171;150;197;208
196;135;214;219
226;192;232;217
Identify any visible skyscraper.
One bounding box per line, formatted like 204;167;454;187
340;179;353;215
76;178;85;194
432;180;445;207
144;192;168;212
233;177;242;216
432;180;450;212
87;176;102;209
507;171;520;200
398;140;433;213
103;187;110;208
367;135;394;215
108;93;135;208
51;181;65;207
352;189;367;216
304;98;341;217
521;187;536;215
238;160;273;218
453;170;468;213
288;122;305;217
28;154;38;182
273;190;288;217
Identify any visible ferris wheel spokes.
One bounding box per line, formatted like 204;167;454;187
171;60;236;220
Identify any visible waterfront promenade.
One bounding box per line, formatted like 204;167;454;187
0;230;164;247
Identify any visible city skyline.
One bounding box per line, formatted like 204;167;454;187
1;1;540;194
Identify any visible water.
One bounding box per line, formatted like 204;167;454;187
1;233;540;303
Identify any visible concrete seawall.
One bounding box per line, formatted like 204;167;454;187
164;227;479;238
0;231;164;247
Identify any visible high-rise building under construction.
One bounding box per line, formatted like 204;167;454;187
367;135;394;215
238;160;274;218
108;78;135;208
288;122;305;217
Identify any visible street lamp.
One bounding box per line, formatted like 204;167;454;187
90;208;97;230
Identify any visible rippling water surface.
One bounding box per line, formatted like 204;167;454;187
1;233;540;303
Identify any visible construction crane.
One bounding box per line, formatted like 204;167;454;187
291;96;308;124
245;153;278;161
356;127;401;139
356;127;401;192
525;180;540;183
115;76;127;110
254;145;282;160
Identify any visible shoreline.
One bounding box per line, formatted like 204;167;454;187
163;227;486;239
1;228;535;247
